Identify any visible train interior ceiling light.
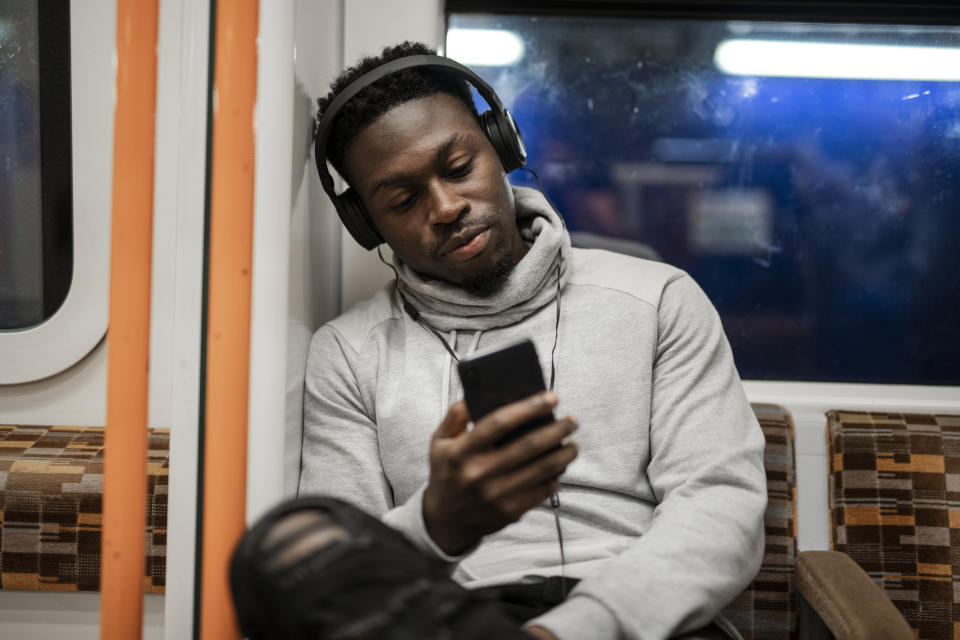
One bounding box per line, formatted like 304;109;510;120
715;40;960;81
446;28;524;66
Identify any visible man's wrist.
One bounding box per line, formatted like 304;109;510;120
422;489;473;555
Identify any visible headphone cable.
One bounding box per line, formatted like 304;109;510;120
377;246;463;364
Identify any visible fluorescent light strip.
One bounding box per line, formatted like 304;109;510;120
715;39;960;81
446;28;525;66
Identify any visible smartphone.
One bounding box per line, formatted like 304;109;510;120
457;340;555;447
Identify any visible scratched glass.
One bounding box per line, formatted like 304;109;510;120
0;3;44;329
447;16;960;384
0;1;72;331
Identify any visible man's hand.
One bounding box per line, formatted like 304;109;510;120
422;392;578;555
525;626;559;640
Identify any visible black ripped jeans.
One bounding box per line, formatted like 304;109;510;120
229;496;731;640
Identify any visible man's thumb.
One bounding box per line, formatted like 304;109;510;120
434;400;470;440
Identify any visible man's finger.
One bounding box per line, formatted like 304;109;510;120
466;392;559;451
492;417;578;471
493;441;578;497
433;400;470;441
496;478;564;523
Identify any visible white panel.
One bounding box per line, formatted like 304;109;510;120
289;0;345;499
149;0;183;430
0;593;163;640
158;0;211;637
338;0;444;312
0;342;106;425
796;452;831;552
0;0;114;385
743;380;960;416
246;0;297;523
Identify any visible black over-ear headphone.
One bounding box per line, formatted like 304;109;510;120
313;54;528;250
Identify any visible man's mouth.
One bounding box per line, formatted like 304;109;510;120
441;226;491;260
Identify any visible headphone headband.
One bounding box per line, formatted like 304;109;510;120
315;55;506;173
313;54;526;250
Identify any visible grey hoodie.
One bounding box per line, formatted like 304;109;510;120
300;186;767;640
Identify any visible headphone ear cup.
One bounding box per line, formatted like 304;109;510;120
336;188;383;250
480;109;526;173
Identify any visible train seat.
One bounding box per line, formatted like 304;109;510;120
725;404;911;640
0;425;167;592
828;409;960;640
723;403;799;638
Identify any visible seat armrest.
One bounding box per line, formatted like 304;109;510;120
796;551;912;640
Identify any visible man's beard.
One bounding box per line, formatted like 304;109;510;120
460;248;517;298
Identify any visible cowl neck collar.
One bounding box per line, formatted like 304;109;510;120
394;186;571;332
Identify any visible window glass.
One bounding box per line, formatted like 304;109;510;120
0;3;43;328
447;15;960;384
0;0;71;331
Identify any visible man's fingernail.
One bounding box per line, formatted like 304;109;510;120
544;391;558;404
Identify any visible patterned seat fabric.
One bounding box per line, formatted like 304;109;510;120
724;403;799;640
0;425;168;592
828;410;960;640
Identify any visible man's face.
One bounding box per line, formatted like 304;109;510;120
343;93;527;295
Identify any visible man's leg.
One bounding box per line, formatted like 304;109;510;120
229;496;529;640
472;576;580;625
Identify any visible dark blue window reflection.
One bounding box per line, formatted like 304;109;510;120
0;1;72;330
447;17;960;385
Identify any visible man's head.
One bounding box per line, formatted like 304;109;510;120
315;42;528;297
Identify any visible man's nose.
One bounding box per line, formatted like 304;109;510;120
427;181;469;226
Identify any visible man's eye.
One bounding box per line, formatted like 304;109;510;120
447;160;474;179
390;194;417;212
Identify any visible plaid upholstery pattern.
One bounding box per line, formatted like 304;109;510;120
723;403;799;640
0;425;168;593
828;410;960;640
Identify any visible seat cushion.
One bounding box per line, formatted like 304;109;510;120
723;403;799;640
828;409;960;640
0;425;168;592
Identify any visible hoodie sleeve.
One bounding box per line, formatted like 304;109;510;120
299;324;466;563
529;274;768;640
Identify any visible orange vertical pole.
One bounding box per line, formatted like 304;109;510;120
100;1;159;639
200;0;258;638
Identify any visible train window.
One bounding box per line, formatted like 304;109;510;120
0;1;72;330
446;13;960;385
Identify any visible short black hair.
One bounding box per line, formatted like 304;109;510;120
315;41;477;181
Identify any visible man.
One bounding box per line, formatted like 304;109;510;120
296;41;766;639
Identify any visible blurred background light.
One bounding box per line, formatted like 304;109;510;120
715;39;960;81
446;28;524;66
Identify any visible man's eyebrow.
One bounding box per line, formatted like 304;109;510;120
434;132;465;165
368;133;467;198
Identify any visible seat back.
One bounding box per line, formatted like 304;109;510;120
828;410;960;640
0;425;168;592
723;403;799;640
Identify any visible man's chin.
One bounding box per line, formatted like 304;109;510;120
459;250;516;298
